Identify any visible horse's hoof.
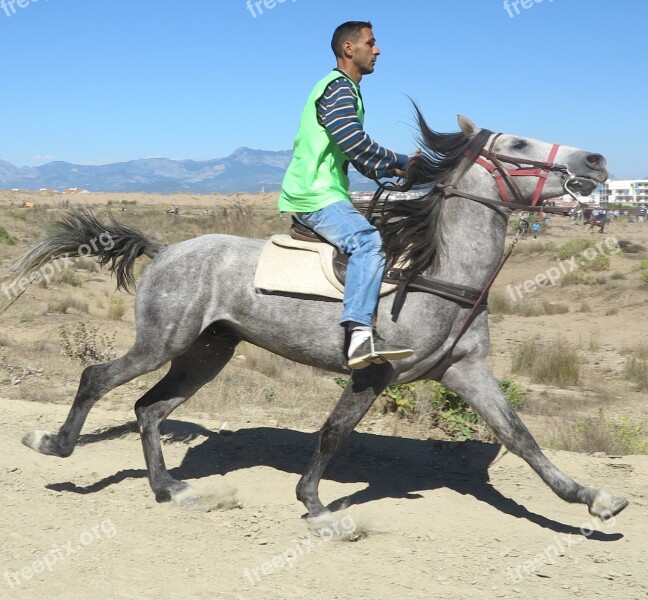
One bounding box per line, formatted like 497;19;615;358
306;512;366;541
170;485;206;511
22;430;67;457
589;490;629;521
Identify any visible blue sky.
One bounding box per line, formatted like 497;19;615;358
1;0;646;178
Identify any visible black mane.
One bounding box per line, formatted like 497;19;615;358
370;105;490;278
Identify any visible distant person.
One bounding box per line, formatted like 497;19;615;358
532;222;541;239
278;21;414;369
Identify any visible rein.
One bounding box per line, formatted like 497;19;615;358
438;133;584;214
368;130;582;355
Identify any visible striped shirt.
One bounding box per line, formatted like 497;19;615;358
316;71;408;179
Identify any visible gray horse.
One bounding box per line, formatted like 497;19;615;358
11;112;628;531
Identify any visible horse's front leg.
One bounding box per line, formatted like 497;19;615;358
441;355;629;520
297;363;393;527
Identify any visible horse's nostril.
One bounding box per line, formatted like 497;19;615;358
586;154;605;169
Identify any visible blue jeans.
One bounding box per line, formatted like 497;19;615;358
296;200;385;327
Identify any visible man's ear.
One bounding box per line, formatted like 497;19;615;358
457;115;479;139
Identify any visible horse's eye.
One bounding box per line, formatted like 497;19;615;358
511;139;527;150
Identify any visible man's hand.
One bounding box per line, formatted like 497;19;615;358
393;149;420;179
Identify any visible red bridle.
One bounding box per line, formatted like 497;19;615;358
475;133;562;207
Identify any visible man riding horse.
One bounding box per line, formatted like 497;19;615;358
278;21;414;369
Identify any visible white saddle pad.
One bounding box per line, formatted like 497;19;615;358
254;235;397;300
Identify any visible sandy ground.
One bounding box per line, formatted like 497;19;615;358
2;192;648;599
1;398;647;600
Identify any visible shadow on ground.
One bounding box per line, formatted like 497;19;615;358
46;419;622;541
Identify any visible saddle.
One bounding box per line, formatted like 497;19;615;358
254;216;486;319
288;217;366;286
254;218;398;301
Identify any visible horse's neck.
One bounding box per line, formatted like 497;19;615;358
430;171;509;288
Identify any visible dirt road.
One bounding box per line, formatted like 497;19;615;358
1;398;647;600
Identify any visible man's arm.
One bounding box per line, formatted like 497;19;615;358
317;77;408;179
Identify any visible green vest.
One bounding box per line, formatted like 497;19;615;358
278;70;364;213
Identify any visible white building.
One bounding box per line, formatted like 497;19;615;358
601;179;648;206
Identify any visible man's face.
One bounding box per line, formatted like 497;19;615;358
350;28;381;75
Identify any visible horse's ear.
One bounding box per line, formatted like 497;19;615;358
457;115;479;139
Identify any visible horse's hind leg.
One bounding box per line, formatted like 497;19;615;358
296;363;393;523
441;356;629;520
23;342;169;458
134;327;238;508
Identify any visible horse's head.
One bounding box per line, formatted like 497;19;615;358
456;115;608;205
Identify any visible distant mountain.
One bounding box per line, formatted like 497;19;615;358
0;148;376;193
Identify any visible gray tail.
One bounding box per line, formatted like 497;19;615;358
5;207;165;293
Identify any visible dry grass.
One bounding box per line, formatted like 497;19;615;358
175;347;339;424
587;331;602;352
512;339;580;385
625;356;648;392
2;197;648;453
48;293;89;314
622;343;648;361
545;409;648;455
511;240;547;255
488;292;568;317
107;294;127;321
74;257;101;273
541;300;569;315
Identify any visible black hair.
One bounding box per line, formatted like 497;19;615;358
331;21;373;58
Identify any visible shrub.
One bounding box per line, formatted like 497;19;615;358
488;292;545;316
59;323;117;366
0;225;15;245
556;239;596;260
107;294;126;321
498;378;527;409
8;209;26;222
334;377;489;440
625;356;648;392
381;383;417;415
74;257;100;272
59;268;83;287
49;294;89;314
560;271;596;286
622;344;648;360
340;377;525;441
512;339;580;385
548;409;648;455
488;291;511;315
514;241;546;255
515;300;545;317
579;254;610;272
541;301;569;315
424;381;487;440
